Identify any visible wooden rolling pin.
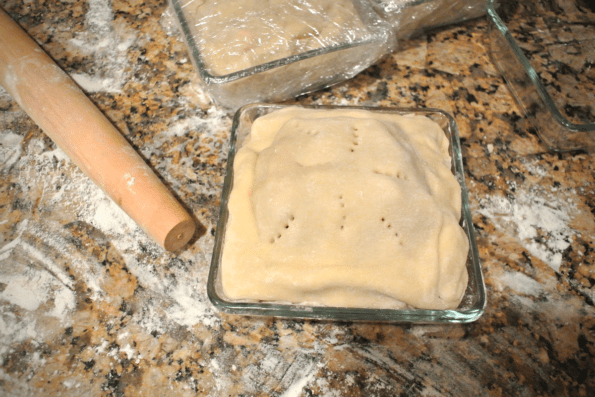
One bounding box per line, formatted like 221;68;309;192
0;8;196;251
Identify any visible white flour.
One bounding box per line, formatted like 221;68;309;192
76;162;221;330
281;361;319;397
0;132;24;173
496;271;544;296
88;190;138;235
0;131;221;352
280;362;318;397
0;258;75;361
69;0;135;93
477;187;575;273
232;343;326;397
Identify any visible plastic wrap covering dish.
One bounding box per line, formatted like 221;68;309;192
371;0;487;44
170;0;391;109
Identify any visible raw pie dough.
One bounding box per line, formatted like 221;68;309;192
221;107;469;310
189;0;368;76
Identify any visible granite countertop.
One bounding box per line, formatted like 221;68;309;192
1;0;594;396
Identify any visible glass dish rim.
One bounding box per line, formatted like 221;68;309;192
486;0;595;132
207;103;486;323
169;0;389;84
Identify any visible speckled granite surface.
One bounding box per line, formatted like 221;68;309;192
1;1;594;396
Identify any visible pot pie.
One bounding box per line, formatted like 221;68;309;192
221;107;469;310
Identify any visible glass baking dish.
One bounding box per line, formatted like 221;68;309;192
207;104;485;323
169;0;390;109
487;0;595;151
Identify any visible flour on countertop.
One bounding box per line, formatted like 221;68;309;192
496;271;544;296
68;0;134;93
0;217;76;354
280;361;318;397
2;136;220;361
234;344;325;397
0;368;38;397
75;174;221;331
70;73;122;94
88;190;138;236
478;187;575;272
0;267;75;318
146;104;232;197
0;132;24;173
0;267;74;362
150;104;231;149
521;159;548;178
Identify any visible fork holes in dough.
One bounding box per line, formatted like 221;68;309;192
373;168;406;180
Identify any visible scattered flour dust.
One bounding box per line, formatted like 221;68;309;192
280;363;318;397
477;187;575;273
0;269;75;360
69;0;135;93
236;344;325;397
1;137;218;363
0;132;24;173
73;163;220;331
86;188;138;235
144;104;232;197
496;271;544;296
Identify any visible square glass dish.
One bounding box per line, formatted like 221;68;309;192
169;0;390;109
207;103;486;323
487;0;595;151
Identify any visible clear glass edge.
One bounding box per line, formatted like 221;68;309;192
207;103;487;324
485;0;595;132
170;0;390;84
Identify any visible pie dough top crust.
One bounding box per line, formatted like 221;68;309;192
221;107;469;310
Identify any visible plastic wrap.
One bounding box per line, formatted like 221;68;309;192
170;0;391;109
371;0;487;42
